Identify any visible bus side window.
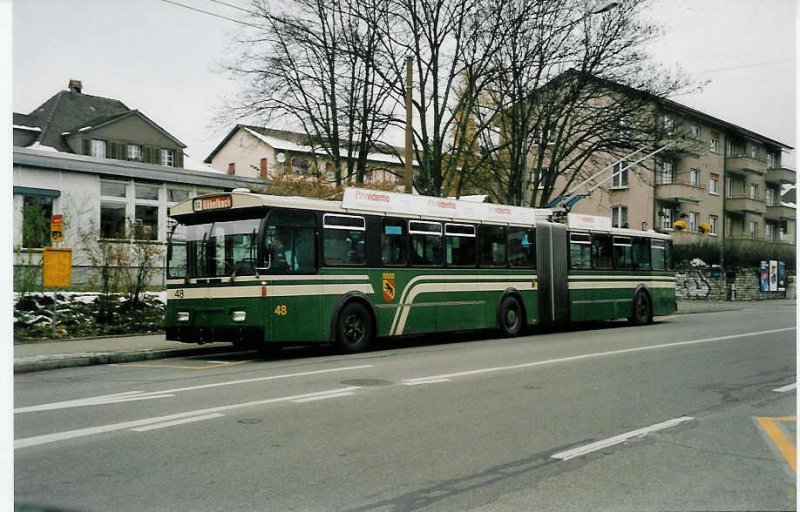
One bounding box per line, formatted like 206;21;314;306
479;225;506;267
632;237;651;270
409;221;442;266
508;227;535;268
445;223;476;267
382;218;406;266
323;214;366;266
613;236;633;269
651;239;667;271
569;233;592;269
591;234;613;269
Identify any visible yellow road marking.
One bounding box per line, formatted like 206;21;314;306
114;360;254;370
755;417;797;473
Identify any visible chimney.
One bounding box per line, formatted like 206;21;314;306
68;79;83;94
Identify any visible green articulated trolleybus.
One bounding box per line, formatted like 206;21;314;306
165;187;676;353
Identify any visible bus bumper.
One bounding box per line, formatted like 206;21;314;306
166;326;265;345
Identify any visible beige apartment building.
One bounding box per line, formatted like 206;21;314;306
568;100;795;251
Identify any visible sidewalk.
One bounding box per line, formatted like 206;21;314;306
12;299;780;374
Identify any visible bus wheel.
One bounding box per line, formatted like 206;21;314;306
630;291;652;326
499;296;523;337
335;302;373;353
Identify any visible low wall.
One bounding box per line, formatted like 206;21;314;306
676;268;793;301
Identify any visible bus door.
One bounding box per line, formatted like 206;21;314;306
263;209;320;342
536;221;569;326
403;220;443;334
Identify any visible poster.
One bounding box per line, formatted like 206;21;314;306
769;260;778;292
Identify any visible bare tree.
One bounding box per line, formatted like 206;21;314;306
225;0;397;185
465;0;690;207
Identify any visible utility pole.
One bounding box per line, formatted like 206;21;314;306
404;55;413;193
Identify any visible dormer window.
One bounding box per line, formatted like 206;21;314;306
90;139;106;158
127;144;142;161
161;149;174;167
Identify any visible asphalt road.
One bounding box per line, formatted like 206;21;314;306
14;301;797;511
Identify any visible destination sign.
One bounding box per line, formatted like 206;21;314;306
193;195;233;212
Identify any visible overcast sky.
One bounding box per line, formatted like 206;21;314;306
10;0;798;165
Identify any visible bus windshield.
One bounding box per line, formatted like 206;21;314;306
168;217;261;278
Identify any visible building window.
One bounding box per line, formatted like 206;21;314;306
766;223;775;241
134;205;159;241
709;215;718;235
689;168;700;187
749;183;759;200
101;180;127;198
767;152;777;168
691;124;701;138
100;202;127;238
161;149;175;167
21;196;54;248
766;188;776;206
659;161;674;184
749;221;759;238
611;206;628;228
725;177;732;198
688;212;698;232
612;162;628;188
127;144;142;161
168;188;190;203
135;184;159;201
709;137;719;153
751;146;760;160
709;174;719;195
91;139;107;158
661;114;674;135
659;207;674;230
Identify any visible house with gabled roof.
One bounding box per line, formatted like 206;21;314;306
204;124;408;188
14;79;186;167
13;80;261;288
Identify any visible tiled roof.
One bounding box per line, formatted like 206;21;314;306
27;89;131;152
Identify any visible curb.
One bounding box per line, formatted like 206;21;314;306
14;345;234;374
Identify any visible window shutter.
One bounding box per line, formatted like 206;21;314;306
175;150;184;168
82;138;90;155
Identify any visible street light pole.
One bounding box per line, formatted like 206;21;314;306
404;55;413;193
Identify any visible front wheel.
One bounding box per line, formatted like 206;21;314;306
334;302;373;354
630;291;653;326
499;296;523;337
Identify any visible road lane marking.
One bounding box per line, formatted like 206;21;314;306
116;360;254;370
15;364;375;414
292;391;357;403
401;327;795;386
131;413;226;432
755;417;797;473
551;416;695;461
15;386;362;449
773;383;797;393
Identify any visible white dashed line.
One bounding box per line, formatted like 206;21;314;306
551;416;695;461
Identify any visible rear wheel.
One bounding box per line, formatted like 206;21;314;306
335;302;373;353
630;291;653;325
499;296;523;337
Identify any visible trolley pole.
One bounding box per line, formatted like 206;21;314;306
404;55;413;194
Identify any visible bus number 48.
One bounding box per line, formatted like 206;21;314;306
274;305;288;316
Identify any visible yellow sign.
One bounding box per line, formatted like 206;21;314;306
43;247;72;288
50;214;64;243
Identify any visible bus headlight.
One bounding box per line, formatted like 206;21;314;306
177;311;190;323
232;311;247;322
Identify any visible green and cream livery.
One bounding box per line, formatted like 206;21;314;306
165;188;675;353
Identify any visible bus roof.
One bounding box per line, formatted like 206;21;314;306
168;188;672;239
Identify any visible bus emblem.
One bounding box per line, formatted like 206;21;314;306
382;273;396;302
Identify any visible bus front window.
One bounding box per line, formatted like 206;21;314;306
168;218;261;278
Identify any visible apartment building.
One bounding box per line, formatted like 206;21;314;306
569;99;795;251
